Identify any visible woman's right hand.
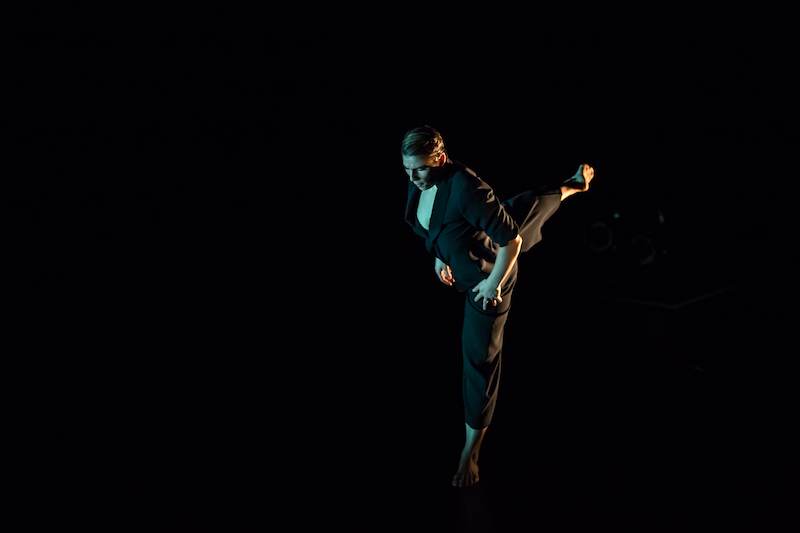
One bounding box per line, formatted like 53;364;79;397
435;258;456;287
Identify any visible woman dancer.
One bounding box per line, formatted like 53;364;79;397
402;126;594;487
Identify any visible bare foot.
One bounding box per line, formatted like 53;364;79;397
561;164;595;200
452;453;480;487
581;164;595;191
452;423;487;488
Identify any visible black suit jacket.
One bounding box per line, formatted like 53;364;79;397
404;160;519;292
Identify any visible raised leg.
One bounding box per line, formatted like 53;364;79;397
502;190;562;253
502;164;595;252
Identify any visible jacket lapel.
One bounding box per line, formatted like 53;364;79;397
404;182;419;227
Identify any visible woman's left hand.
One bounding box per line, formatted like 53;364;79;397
472;279;502;310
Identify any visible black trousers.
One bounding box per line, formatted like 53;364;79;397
461;189;562;429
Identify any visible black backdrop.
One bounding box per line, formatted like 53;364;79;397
11;1;797;528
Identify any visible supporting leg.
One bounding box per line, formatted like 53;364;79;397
456;280;514;487
462;296;510;431
453;423;487;487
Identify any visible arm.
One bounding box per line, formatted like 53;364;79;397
453;171;524;307
486;235;522;289
471;234;522;309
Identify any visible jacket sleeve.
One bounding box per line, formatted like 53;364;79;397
454;172;519;245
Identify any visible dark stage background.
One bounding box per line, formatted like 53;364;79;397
9;2;798;531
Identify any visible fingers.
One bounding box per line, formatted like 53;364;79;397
439;269;455;286
474;294;502;310
443;266;454;285
436;262;455;286
472;280;503;309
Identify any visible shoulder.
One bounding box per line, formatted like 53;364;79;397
445;160;484;192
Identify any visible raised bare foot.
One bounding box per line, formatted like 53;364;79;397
452;454;480;487
561;164;595;200
581;164;595;191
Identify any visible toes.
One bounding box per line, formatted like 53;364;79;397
582;164;595;187
452;474;479;487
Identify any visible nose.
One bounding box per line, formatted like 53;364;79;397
409;169;418;181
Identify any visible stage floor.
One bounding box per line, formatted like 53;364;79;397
9;279;799;532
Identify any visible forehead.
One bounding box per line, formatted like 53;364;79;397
402;154;433;169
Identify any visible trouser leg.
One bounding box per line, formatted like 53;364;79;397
461;265;516;429
502;187;562;253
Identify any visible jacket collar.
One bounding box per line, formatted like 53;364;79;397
404;162;455;241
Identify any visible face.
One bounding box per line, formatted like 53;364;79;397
403;152;446;191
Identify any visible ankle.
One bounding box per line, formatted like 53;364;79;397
561;185;579;201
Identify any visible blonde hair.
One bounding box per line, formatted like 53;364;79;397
401;126;445;158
